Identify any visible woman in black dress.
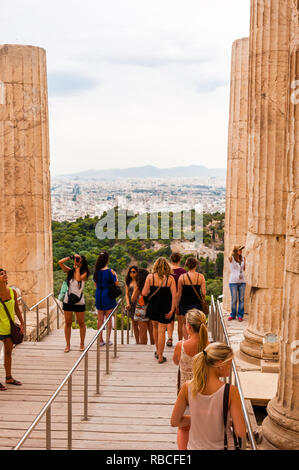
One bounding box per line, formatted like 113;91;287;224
142;257;176;363
176;257;206;340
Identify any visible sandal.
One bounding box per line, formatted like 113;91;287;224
6;376;22;386
0;382;7;391
64;346;71;353
158;357;167;364
166;338;173;347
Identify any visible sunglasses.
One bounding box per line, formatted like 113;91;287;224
130;270;137;274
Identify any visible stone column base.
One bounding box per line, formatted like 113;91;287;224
240;327;263;360
262;400;299;450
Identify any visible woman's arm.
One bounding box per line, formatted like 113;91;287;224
229;385;246;439
13;290;24;333
200;274;206;297
176;276;183;308
228;246;235;263
58;257;72;273
73;266;88;282
141;275;151;297
165;277;176;320
131;284;140;304
125;284;130;307
173;341;182;365
170;382;190;428
111;269;120;286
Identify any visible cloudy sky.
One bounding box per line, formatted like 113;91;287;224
1;0;250;175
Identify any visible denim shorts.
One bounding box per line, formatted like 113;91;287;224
0;334;11;341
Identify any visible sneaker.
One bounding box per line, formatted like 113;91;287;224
228;316;235;321
108;341;113;346
238;317;243;322
99;341;106;347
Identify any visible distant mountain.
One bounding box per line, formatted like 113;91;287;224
58;165;226;180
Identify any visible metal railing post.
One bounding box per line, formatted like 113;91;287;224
83;353;88;420
46;407;51;450
121;309;124;345
68;376;72;450
47;297;50;335
106;326;110;374
23;306;27;341
96;335;101;395
57;301;60;330
36;305;39;342
126;311;130;344
114;307;117;358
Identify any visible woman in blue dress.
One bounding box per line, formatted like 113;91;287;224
94;252;120;346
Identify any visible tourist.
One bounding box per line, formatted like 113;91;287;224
176;257;206;339
125;265;140;344
172;309;209;449
167;252;187;346
131;268;155;345
94;251;120;346
58;254;90;353
228;245;246;321
171;342;246;450
0;268;25;390
142;257;176;363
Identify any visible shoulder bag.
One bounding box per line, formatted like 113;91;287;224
186;273;209;316
58;280;68;301
0;297;24;345
108;269;122;299
223;383;242;450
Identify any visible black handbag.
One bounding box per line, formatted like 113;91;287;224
67;292;83;305
108;270;122;299
223;383;242;450
0;297;24;345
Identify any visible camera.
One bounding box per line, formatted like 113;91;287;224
70;255;81;263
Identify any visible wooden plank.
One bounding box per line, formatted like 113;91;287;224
0;328;178;450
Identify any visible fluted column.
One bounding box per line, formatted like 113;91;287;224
223;38;250;313
241;0;291;359
262;1;299;449
0;45;53;306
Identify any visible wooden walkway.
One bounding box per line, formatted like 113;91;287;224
0;328;178;450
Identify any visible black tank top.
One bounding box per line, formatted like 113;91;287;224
180;273;202;307
146;274;172;316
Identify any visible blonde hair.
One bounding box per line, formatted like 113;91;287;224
186;309;209;354
152;257;171;279
191;342;233;397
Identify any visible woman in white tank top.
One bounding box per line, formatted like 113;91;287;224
171;342;246;450
172;309;209;450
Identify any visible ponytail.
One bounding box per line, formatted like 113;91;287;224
191;342;233;397
186;308;209;354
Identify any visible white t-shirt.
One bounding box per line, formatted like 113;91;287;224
229;257;245;284
63;278;85;305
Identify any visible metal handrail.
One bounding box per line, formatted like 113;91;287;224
17;293;64;341
210;295;257;451
13;298;123;450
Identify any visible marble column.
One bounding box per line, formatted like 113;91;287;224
223;38;250;313
0;45;53;306
262;1;299;450
240;0;291;359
